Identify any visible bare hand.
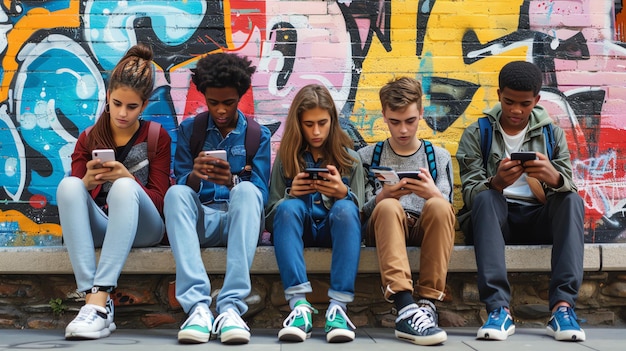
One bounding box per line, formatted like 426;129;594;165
401;167;443;200
192;151;232;186
490;157;524;191
82;159;111;190
522;152;562;188
310;165;348;199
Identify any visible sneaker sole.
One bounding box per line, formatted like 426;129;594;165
326;329;355;343
278;327;310;342
220;329;250;344
395;329;447;346
65;322;116;340
178;329;210;344
476;325;515;341
546;326;586;341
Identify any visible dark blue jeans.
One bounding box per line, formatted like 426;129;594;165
272;198;361;303
471;190;584;312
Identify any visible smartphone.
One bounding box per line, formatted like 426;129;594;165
397;171;422;180
510;152;536;163
372;168;400;183
204;149;227;161
92;149;115;168
305;167;330;180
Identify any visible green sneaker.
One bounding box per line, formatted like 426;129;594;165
178;305;213;344
211;309;250;344
278;300;318;342
325;305;356;343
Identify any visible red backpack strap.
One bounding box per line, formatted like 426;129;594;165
147;121;161;161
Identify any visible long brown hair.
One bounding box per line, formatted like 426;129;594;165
278;84;355;178
87;44;155;151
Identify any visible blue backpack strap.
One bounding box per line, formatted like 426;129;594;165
477;117;492;170
422;140;437;180
370;141;384;169
543;123;555;160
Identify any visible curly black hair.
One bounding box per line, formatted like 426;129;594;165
191;53;256;97
498;61;543;96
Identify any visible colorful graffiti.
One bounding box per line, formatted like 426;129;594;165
0;0;625;245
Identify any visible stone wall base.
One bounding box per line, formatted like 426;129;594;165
1;272;625;330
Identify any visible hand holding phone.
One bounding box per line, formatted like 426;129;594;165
92;149;115;168
305;167;330;180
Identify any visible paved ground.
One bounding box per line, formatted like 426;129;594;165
0;327;623;350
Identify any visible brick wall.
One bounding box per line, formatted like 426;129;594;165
1;0;626;245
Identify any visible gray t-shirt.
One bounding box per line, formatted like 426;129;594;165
358;139;453;218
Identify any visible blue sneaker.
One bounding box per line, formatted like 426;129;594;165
477;306;515;340
546;306;586;341
395;301;447;346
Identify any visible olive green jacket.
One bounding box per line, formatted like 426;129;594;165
456;103;577;214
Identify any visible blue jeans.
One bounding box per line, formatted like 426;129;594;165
164;182;263;315
272;198;361;303
471;190;584;312
57;177;164;292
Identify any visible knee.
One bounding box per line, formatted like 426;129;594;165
423;197;454;217
328;199;359;224
371;198;403;218
164;185;195;212
230;181;261;204
275;199;306;218
56;177;84;201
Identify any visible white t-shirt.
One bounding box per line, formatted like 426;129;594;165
501;124;537;204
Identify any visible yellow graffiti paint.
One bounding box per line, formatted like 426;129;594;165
0;209;62;237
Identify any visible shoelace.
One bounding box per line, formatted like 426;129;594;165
407;307;435;333
180;306;212;330
556;306;576;326
283;304;315;328
72;305;96;322
326;305;356;329
212;309;249;334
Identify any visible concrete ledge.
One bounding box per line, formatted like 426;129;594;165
0;244;609;275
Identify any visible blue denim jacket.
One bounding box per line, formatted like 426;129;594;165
173;110;271;204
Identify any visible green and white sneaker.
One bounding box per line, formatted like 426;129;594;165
325;305;356;343
178;304;213;344
278;300;318;342
212;309;250;344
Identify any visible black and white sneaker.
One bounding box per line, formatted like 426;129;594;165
394;300;447;346
65;298;116;340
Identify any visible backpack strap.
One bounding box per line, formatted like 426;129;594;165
422;140;437;180
190;111;210;159
146;121;161;161
543;123;555;160
477;116;492;170
244;117;261;169
370;141;384;169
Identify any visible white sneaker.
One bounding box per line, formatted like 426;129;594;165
178;304;214;343
212;309;250;344
65;300;116;340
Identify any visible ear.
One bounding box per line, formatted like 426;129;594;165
534;93;541;105
140;99;149;113
106;90;111;102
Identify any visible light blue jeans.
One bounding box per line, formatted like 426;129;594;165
272;198;361;304
57;176;164;292
163;182;263;315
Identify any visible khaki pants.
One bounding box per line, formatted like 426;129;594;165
365;197;455;301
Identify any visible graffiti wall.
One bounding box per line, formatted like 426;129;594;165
0;0;625;245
